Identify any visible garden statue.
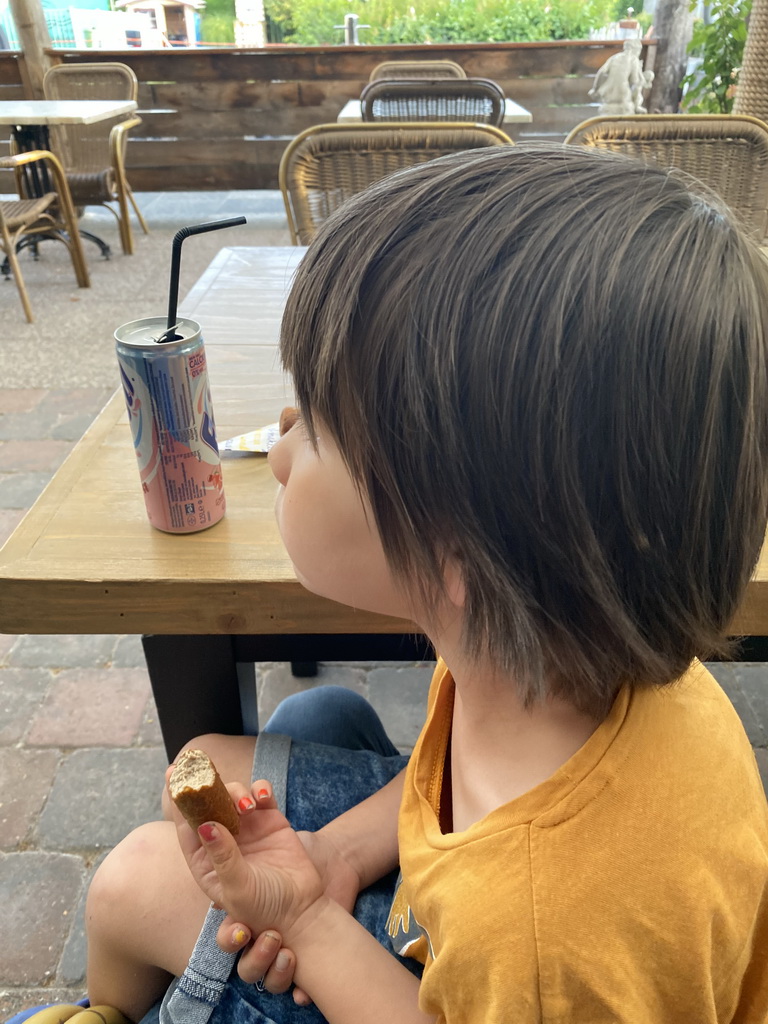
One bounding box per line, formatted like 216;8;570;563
589;38;654;115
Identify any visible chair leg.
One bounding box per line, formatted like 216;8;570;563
128;187;150;236
116;186;134;255
54;190;90;289
2;226;34;323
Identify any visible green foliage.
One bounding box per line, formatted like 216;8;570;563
264;0;618;45
681;0;750;113
200;0;236;43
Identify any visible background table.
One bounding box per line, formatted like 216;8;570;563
0;99;137;168
337;96;532;124
0;98;138;254
1;245;766;758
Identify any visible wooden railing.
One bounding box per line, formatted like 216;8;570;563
0;41;655;191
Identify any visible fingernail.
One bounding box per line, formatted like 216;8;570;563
259;931;280;953
275;951;291;971
238;796;255;812
233;928;249;946
198;822;218;843
257;787;270;800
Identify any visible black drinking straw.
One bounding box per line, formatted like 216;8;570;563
159;217;247;342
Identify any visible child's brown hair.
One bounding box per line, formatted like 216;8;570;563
280;144;768;717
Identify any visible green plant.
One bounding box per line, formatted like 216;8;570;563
264;0;618;45
681;0;750;113
200;0;236;43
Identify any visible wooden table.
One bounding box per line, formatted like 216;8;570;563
0;246;426;759
2;245;767;757
337;97;532;125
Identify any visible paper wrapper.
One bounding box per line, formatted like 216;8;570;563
220;422;280;454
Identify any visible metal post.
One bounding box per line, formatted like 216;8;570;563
334;12;370;44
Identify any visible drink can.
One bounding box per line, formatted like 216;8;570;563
115;316;225;534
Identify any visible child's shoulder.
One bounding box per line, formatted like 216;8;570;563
618;660;766;831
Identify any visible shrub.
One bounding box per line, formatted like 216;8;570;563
265;0;617;45
681;0;751;113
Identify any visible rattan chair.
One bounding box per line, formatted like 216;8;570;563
43;62;149;256
360;78;506;127
0;149;90;322
369;60;467;81
279;121;512;245
565;114;768;241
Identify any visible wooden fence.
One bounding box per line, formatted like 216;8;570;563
0;40;655;192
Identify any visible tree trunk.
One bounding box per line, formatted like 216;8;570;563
733;0;768;122
648;0;695;112
9;0;54;98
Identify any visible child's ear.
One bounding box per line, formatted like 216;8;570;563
442;556;466;610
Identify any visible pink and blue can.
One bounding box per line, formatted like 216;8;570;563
115;316;225;533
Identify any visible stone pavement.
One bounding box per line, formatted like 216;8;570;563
1;192;768;1022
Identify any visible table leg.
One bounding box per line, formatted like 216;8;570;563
142;634;248;761
13;125;54;195
143;632;434;761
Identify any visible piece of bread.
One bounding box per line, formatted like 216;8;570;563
169;748;240;835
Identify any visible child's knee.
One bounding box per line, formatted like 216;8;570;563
87;821;170;939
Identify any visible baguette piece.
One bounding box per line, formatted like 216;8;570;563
169;748;240;836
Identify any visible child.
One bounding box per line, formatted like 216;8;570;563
83;144;768;1024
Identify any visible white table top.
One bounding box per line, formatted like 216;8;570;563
337;96;532;125
0;99;137;126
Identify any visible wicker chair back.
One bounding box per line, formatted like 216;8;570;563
369;60;467;82
43;62;148;255
279;121;511;245
565;114;768;241
360;78;506;127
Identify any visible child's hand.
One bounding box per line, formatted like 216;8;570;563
216;922;301;997
211;820;363;1006
170;778;326;945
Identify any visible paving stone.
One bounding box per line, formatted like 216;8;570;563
367;664;433;752
0;439;72;473
112;633;148;668
50;414;103;443
0;667;53;744
39;748;168;850
754;749;768;797
37;388;113;419
0;471;53;509
0;851;86;985
731;664;768;746
9;633;118;669
0;633;18;664
0;508;24;546
257;663;368;726
0;748;60;850
27;667;152;747
59;852;108;986
0;388;46;415
707;663;767;747
0;407;63;441
137;696;165;748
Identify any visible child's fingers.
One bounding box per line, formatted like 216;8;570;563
225;781;258;817
216;920;253;954
238;937;296;994
250;779;278;810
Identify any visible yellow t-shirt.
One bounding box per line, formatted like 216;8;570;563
388;659;768;1022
